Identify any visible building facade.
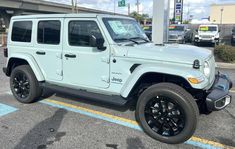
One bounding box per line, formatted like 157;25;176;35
210;3;235;24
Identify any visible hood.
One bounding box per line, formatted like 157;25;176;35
198;31;218;36
169;31;184;36
125;43;212;65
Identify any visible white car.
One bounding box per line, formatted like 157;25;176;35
194;24;220;46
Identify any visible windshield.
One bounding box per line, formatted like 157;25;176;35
169;26;185;31
199;26;217;32
103;18;147;43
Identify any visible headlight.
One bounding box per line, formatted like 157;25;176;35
204;61;210;77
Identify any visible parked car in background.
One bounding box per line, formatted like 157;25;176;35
143;25;152;40
194;24;220;46
231;27;235;46
168;25;188;44
184;28;195;43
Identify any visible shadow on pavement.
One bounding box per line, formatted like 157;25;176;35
126;137;146;149
217;137;235;147
14;109;67;149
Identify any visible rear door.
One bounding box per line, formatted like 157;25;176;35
33;19;63;81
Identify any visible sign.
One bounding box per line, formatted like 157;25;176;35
108;20;128;34
174;0;183;23
118;0;125;7
199;26;209;31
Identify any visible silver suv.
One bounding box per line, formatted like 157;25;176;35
3;14;233;144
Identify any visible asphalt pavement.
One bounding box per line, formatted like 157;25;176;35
0;47;234;149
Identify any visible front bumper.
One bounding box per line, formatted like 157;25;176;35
195;38;219;43
206;73;233;111
168;39;184;43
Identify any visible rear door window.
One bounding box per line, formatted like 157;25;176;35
37;20;61;44
11;21;32;42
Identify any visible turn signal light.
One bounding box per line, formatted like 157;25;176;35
188;78;200;84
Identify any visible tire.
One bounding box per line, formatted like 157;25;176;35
136;83;199;144
10;65;42;103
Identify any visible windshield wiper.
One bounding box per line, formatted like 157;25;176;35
114;38;139;44
130;37;150;43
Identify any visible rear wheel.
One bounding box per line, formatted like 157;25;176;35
136;83;199;144
10;65;42;103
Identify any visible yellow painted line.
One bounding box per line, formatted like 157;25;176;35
44;99;235;149
191;137;234;149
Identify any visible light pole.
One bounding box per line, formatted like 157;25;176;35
220;7;224;25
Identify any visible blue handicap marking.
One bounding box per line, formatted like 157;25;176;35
0;103;18;117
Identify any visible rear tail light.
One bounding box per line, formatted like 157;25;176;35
3;48;8;57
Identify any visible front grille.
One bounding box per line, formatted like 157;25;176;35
169;35;178;39
201;35;213;38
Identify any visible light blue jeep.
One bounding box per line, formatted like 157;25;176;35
3;14;233;144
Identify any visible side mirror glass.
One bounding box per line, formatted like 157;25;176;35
90;35;97;47
90;35;106;51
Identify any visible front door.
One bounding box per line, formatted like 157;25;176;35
63;18;110;89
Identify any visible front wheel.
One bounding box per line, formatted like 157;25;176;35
10;65;42;103
136;83;199;144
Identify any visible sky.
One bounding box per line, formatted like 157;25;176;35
45;0;235;20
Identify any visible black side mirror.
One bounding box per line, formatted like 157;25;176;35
90;35;106;51
195;29;198;32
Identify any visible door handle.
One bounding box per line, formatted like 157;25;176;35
65;54;76;58
36;51;46;55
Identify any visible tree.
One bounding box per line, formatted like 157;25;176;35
129;11;150;23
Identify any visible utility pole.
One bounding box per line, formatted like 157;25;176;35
75;0;78;13
128;3;130;15
113;0;116;15
136;0;140;14
71;0;75;13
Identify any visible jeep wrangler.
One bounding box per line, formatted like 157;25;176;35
3;14;233;144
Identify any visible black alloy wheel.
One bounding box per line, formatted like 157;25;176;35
12;71;30;99
144;96;185;137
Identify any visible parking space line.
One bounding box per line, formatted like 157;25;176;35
40;99;235;149
230;90;235;93
0;103;18;117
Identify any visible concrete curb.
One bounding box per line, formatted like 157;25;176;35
216;62;235;69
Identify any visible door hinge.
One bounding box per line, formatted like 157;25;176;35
101;57;110;64
101;76;110;83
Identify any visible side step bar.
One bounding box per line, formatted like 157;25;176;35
41;83;128;106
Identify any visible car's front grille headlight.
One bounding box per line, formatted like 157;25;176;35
204;61;210;78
